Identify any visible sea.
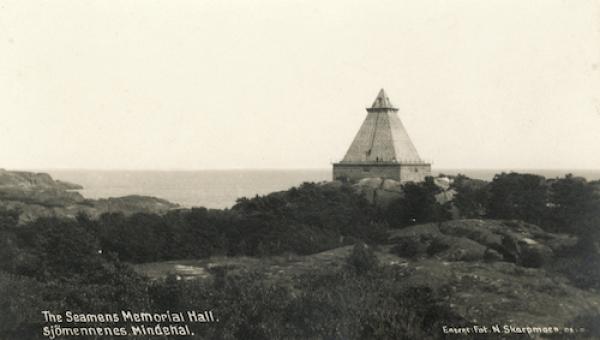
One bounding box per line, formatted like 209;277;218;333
45;169;600;210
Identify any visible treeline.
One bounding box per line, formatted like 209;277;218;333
383;173;600;240
82;182;388;263
3;174;599;266
452;173;600;238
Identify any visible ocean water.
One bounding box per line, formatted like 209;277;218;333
47;169;331;209
46;169;600;209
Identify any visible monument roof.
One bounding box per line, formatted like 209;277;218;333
340;89;424;164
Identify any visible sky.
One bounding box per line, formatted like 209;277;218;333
1;0;599;170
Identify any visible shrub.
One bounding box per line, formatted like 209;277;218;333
572;312;600;339
555;254;600;290
346;242;379;274
426;236;451;256
391;235;428;258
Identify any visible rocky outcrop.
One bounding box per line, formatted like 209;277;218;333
135;219;598;329
352;177;404;207
389;219;577;268
350;176;456;208
91;195;178;215
0;170;179;224
0;169;85;207
0;169;82;190
392;258;600;327
384;221;593;327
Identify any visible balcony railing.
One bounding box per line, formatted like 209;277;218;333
332;159;432;165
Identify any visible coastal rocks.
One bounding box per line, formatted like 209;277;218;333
0;169;82;190
91;195;179;215
0;169;86;207
0;187;86;206
0;170;179;224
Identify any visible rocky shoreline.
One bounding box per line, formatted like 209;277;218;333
0;169;179;224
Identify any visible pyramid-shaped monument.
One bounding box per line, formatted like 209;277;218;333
333;89;431;183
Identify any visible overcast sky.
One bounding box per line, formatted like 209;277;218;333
1;0;599;170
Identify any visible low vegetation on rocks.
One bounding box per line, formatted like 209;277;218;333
1;170;600;339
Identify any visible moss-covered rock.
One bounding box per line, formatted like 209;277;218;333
389;219;576;267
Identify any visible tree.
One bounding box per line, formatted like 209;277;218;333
385;177;449;227
486;172;548;225
452;175;488;218
546;174;598;234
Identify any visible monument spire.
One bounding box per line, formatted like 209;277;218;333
369;88;397;110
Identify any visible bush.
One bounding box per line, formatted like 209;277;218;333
555;254;600;290
426;236;451;256
346;242;379;274
391;235;428;258
572;312;600;339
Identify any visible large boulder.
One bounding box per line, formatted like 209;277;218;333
351;176;456;208
353;177;404;208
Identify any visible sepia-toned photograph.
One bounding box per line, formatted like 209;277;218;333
1;0;600;339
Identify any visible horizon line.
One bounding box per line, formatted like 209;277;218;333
7;167;600;172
